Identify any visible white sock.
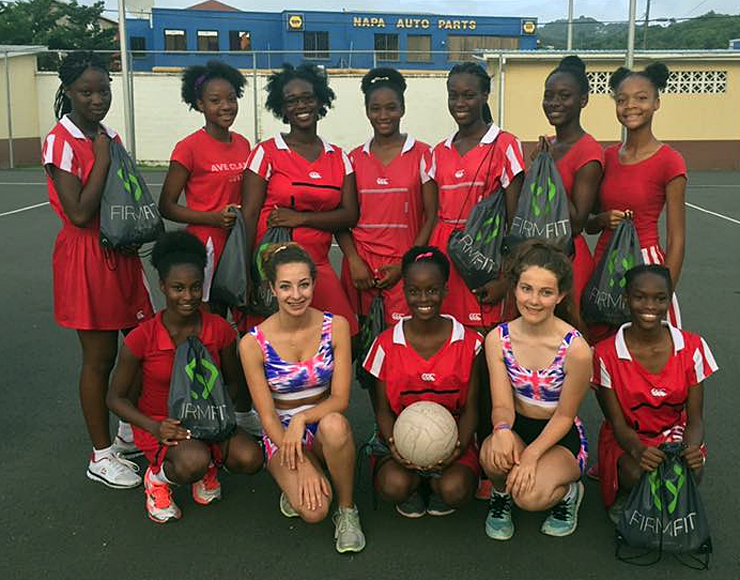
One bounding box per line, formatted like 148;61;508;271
149;467;173;485
117;421;133;442
562;482;578;503
92;445;114;461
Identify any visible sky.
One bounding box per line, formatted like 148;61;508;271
100;0;739;24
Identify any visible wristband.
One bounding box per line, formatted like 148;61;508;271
493;422;512;433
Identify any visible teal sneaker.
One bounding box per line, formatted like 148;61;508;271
279;492;299;518
485;490;514;540
541;481;584;537
396;490;426;518
426;493;455;517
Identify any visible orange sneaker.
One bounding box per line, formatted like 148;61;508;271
144;468;181;524
192;464;221;505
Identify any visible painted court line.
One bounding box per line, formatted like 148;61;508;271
685;202;740;226
0;201;49;217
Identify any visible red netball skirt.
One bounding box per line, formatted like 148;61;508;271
340;252;408;326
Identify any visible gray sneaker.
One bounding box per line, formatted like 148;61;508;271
333;505;366;553
396;490;426;518
111;435;144;460
541;481;584;537
426;493;455;516
279;492;299;518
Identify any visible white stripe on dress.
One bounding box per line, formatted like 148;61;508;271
248;146;265;174
60;141;74;174
202;236;216;303
366;344;385;378
599;357;612;388
700;337;719;374
43;134;55;165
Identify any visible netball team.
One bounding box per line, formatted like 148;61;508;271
43;51;718;553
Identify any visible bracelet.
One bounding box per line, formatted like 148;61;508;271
493;422;512;433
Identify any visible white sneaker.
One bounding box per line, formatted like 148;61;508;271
112;435;144;460
87;452;142;489
236;409;263;438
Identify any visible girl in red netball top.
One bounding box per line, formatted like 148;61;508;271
587;63;686;342
480;241;591;540
159;60;250;313
536;56;603;312
337;68;437;325
108;232;262;523
42;52;154;489
363;247;482;518
428;62;525;329
591;265;717;523
242;63;359;335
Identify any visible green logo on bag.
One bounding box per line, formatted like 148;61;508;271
530;177;557;218
648;463;685;514
476;213;501;245
606;249;635;289
185;357;220;400
117;162;142;202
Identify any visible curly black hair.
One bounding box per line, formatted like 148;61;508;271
360;67;406;108
547;55;590;95
402;245;450;282
609;62;670;95
265;63;336;123
151;230;207;280
625;264;673;296
180;60;246;111
53;51;110;119
448;62;493;123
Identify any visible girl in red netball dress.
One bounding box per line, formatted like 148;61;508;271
242;64;358;334
338;68;437;325
536;56;603;312
587;63;686;343
159;60;250;312
42;52;154;489
591;265;717;522
428;62;525;330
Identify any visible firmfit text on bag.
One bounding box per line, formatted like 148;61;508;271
169;337;236;442
99;140;164;249
211;209;249;309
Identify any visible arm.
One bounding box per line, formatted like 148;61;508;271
663;176;687;288
219;339;246;403
682;383;705;472
48;131;110;228
241;169;268;257
336;230;374;291
455;354;480;452
586;198;631;235
412;179;439;246
568;161;602;236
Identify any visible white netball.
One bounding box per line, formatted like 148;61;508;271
392;401;459;466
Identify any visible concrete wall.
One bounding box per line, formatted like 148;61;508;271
1;53;41;167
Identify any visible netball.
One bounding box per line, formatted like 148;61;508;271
393;401;459;466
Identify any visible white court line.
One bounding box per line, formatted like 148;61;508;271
0;201;49;217
686;202;740;225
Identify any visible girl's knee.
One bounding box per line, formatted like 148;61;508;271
512;487;550;512
376;468;416;503
318;413;351;446
438;474;474;507
297;501;330;524
168;446;211;483
226;437;263;474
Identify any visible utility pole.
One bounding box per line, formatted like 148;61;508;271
567;0;574;50
643;0;652;49
117;0;136;160
626;0;637;69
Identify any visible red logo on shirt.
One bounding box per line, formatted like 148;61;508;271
309;171;322;179
210;162;247;172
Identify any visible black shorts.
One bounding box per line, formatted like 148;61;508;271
514;412;582;458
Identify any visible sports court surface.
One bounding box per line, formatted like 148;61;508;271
1;168;738;579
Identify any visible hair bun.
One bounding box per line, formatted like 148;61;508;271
361;67;407;95
644;62;670;90
608;66;632;92
559;55;585;73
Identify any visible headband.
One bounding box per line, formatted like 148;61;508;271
370;76;390;84
415;251;433;261
194;74;207;90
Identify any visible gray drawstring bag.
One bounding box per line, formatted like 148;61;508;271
248;226;292;317
616;442;712;569
168;336;236;442
211;209;248;309
447;189;507;291
581;218;643;326
507;152;573;254
357;295;385;390
99;140;164;249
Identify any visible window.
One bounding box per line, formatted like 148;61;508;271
303;31;329;59
197;30;219;52
130;36;146;59
229;30;251;51
586;70;727;95
407;35;431;62
164;29;187;52
447;35;519;61
374;33;399;62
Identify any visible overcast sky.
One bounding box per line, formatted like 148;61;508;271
100;0;739;24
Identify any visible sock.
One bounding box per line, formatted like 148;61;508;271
149;467;173;485
117;421;133;442
562;482;577;503
92;445;113;461
492;487;509;497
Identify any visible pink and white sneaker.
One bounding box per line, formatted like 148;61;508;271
144;468;181;523
192;465;221;505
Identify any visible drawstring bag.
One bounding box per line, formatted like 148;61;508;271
447;189;507;291
581;218;643;326
507;151;573;255
616;442;712;569
100;140;164;249
249;226;292;317
357;295;385;390
168;337;236;442
211;209;249;309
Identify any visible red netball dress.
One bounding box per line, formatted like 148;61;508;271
552;133;603;311
593;145;686;336
42;115;154;330
428;124;525;328
246;133;358;334
341;135;432;324
124;311;236;471
591;323;717;507
170;129;251;302
363;314;483;473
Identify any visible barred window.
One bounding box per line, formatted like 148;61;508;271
586;70;727;95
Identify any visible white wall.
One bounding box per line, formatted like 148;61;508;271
36;71;458;163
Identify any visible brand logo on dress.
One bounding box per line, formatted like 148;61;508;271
650;388;667;397
309;171;322;179
468;313;482;322
421;373;436;382
391;312;405;321
377;177;389;185
455;169;465;179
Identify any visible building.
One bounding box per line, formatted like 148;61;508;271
126;2;538;71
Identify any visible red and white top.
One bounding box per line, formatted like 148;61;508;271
349;135;431;259
247;133;353;264
42;114;119;228
363;315;482;416
592;322;717;439
124;311;237;420
429;123;524;226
